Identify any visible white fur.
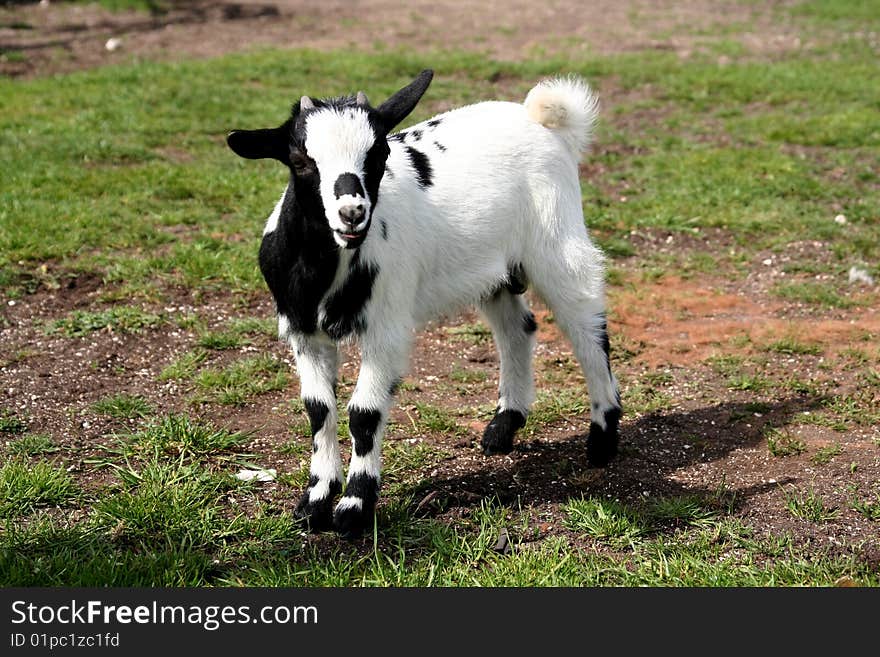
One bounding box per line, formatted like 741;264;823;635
304;107;375;242
263;186;287;235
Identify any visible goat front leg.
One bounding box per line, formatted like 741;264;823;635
333;327;412;539
290;332;343;531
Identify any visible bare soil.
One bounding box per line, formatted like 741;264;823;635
2;0;879;568
1;0;806;77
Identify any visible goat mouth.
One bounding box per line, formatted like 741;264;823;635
335;229;368;248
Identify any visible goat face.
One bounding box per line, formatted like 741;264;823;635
227;69;434;249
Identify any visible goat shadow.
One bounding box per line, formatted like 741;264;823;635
401;395;824;518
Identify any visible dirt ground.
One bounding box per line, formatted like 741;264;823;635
2;0;879;568
1;0;806;77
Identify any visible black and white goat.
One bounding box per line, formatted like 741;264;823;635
227;70;621;538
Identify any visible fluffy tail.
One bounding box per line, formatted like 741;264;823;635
524;76;599;160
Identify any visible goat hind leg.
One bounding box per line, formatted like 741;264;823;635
479;289;536;455
531;240;621;466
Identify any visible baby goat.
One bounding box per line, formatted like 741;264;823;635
227;70;621;538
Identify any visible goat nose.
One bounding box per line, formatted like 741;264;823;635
339;204;365;226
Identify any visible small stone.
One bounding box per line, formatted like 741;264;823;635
834;214;847;225
235;468;276;482
105;38;122;52
848;266;874;286
493;527;511;554
762;258;773;266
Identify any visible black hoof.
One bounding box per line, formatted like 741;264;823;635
481;409;526;455
294;480;341;532
587;407;621;467
333;502;373;540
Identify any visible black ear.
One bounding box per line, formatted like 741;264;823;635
226;121;291;165
377;69;434;132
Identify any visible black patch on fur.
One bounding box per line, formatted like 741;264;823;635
333;172;365;199
380;219;388;240
522;312;537;334
409;129;423;141
349;407;382;457
303;398;330;436
596;312;614;378
405;145;433;188
321;252;379;340
259;185;339;336
295;477;342;532
333;472;380;539
344;472;380;503
388;133;404;142
433;141;446;152
587;405;621;467
427;118;442;128
504;263;528;294
481;408;527;455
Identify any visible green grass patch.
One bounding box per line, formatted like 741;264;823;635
194;354;288;405
645;495;716;528
5;433;58;457
563;496;647;545
784;487;839;523
91;393;153;420
443;322;493;345
811;442;842;465
49;307;163;337
92;460;236;548
771;282;856;309
412;402;465;436
159;348;208;381
766;428;807;457
197;329;246;350
449;366;488;384
763;337;823;356
0;408;27;434
110;413;249;462
0;460;79;518
850;492;880;522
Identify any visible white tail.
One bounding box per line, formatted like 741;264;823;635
524;76;599;160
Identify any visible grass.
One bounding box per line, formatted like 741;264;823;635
763;338;823;356
91;393;153;419
194;354;289;405
0;460;79;518
159;348;208;381
784;487;839;523
0;408;27;434
2;3;879;587
48;307;164;337
108;413;250;462
5;433;58;457
850;492;880;522
563;497;646;546
811;443;842;465
443;322;493;345
771;282;857;309
766;428;807;457
412;402;465;436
